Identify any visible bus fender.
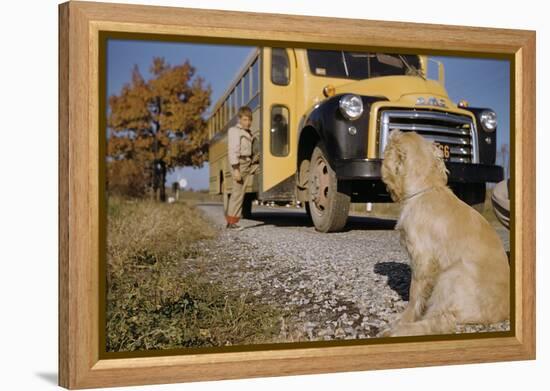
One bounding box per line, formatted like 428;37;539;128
299;94;388;166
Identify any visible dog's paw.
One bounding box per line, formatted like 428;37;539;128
388;323;427;337
387;326;409;337
376;326;394;338
377;323;418;338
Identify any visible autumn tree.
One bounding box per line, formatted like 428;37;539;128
107;57;211;199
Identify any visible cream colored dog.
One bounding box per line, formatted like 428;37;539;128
379;130;509;337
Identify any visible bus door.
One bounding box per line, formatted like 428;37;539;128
259;47;297;200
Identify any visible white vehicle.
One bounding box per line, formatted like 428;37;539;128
491;179;510;229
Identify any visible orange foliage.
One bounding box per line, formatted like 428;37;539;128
106;158;150;197
107;57;211;196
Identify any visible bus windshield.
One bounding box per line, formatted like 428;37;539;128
306;50;422;80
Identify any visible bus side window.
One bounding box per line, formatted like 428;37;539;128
271;48;290;86
270;106;289;157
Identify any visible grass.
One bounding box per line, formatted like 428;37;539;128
106;196;281;352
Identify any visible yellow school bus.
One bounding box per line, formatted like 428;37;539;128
207;47;503;232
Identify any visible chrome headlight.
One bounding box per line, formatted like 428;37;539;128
480;110;497;132
339;94;363;120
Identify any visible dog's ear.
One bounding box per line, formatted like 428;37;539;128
394;144;406;176
387;129;406;174
383;134;406;175
381;134;406;201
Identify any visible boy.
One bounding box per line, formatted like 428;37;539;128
225;106;259;230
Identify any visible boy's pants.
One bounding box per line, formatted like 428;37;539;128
225;157;258;224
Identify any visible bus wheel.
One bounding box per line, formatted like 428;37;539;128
308;143;350;232
242;193;254;219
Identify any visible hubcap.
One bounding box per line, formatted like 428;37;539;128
311;156;330;213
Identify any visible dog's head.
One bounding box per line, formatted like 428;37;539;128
381;130;449;202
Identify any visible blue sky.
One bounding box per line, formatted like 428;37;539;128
107;40;510;190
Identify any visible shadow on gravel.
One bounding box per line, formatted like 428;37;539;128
374;262;411;301
345;215;397;231
247;209;396;231
248;210;313;227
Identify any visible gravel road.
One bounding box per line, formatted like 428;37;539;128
187;202;510;342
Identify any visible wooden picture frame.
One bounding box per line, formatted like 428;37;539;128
58;1;536;389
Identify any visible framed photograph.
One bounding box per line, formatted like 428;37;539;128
59;1;536;389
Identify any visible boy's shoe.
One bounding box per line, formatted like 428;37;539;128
226;223;244;231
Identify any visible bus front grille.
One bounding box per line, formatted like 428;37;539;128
378;110;478;164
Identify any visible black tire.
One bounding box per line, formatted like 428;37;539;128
298;159;313;225
304;201;313;222
242;193;254;219
308;142;351;232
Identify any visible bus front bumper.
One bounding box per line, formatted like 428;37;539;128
333;159;504;183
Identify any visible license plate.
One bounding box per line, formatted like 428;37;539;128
434;142;451;160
